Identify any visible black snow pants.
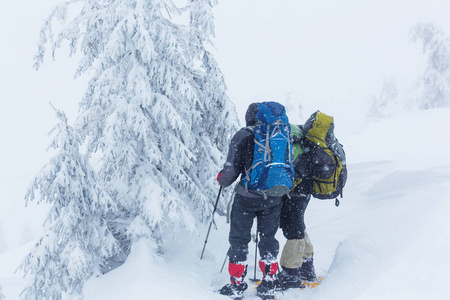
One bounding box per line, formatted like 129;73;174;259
280;181;312;240
228;193;282;263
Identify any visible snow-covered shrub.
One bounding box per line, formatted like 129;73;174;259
368;77;399;119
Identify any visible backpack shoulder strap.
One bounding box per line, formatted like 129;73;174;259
244;126;254;134
241;126;255;191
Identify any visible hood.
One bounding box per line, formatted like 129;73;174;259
245;102;260;126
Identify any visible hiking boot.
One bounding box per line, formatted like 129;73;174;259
300;257;317;282
257;260;278;299
256;277;276;300
277;269;305;290
219;281;248;299
219;261;248;298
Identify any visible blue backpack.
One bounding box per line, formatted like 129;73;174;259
241;102;294;197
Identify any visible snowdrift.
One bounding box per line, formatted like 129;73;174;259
1;108;449;300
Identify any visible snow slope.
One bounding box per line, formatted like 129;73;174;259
1;108;449;300
2;1;450;299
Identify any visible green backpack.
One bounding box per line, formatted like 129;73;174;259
291;111;347;205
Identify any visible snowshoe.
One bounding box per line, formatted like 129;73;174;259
300;257;317;282
219;281;248;299
256;277;277;300
277;269;305;290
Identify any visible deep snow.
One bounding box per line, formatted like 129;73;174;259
2;0;450;299
1;108;449;300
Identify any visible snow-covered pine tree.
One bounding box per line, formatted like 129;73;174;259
34;0;239;262
0;284;4;300
411;23;450;109
20;108;118;299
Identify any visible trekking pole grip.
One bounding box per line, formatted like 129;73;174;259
200;186;223;260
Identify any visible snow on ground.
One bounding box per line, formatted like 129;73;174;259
1;108;449;300
2;1;450;299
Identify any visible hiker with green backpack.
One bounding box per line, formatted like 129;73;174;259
217;102;295;300
277;111;347;289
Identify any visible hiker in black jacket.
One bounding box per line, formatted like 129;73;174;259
217;102;283;300
278;124;318;289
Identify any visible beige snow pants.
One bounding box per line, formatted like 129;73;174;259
279;231;314;269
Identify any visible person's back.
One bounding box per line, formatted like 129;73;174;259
217;102;292;300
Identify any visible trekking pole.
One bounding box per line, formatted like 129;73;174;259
250;228;260;281
220;253;228;273
200;186;223;260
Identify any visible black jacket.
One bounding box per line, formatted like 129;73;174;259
218;103;264;198
219;128;266;198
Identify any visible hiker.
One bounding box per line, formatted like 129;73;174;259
217;102;294;300
277;112;347;289
278;174;317;288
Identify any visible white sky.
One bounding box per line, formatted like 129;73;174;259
213;0;450;121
